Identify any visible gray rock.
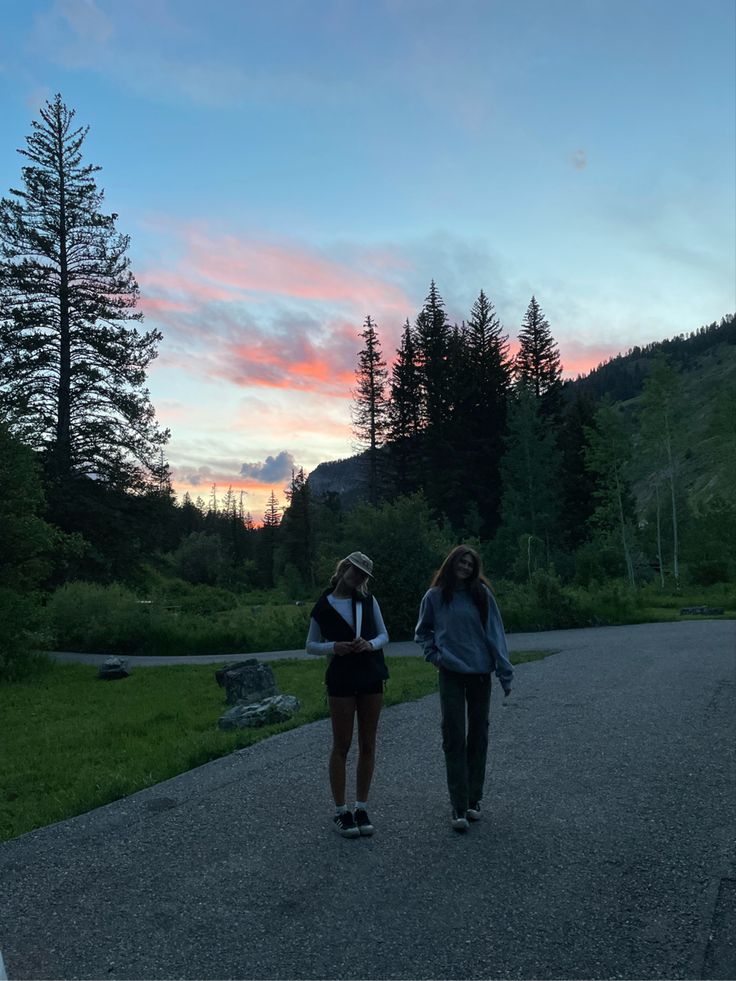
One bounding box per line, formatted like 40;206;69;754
98;656;130;680
218;694;300;730
215;659;278;705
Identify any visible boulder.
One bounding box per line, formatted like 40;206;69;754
215;659;278;705
98;656;130;680
218;694;300;730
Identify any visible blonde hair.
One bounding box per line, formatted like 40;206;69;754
330;557;370;595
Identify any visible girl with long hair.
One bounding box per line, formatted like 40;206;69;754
415;545;513;831
306;551;389;838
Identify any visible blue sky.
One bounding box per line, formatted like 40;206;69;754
1;0;734;517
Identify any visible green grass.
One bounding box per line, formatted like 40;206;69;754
0;649;552;843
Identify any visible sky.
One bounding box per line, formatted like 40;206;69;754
1;0;735;520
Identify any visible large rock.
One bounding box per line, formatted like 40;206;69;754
215;659;278;705
218;694;300;730
98;656;130;680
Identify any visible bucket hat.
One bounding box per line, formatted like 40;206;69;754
344;551;374;577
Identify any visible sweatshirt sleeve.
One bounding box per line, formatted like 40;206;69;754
414;590;440;665
367;597;389;650
486;590;514;692
305;617;335;657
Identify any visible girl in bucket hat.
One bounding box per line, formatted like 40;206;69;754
306;551;389;838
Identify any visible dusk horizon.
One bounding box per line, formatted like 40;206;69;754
2;0;734;518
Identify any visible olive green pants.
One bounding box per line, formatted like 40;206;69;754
438;668;492;813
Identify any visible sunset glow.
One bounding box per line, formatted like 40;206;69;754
3;0;732;521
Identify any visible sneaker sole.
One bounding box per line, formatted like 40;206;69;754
334;826;360;838
467;811;481;821
451;819;469;832
357;825;374;836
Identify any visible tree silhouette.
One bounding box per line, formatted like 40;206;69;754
0;94;168;489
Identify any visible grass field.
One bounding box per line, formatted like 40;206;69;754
0;649;551;843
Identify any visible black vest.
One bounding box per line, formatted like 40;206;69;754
310;589;388;684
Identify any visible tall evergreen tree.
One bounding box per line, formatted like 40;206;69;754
414;280;452;431
280;467;315;587
351;316;388;505
464;290;512;535
514;296;563;415
0;95;168;488
256;490;281;588
387;319;423;495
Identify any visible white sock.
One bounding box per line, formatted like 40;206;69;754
335;804;348;814
354;800;368;811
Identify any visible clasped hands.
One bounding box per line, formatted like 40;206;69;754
334;638;372;656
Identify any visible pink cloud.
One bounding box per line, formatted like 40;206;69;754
183;227;411;311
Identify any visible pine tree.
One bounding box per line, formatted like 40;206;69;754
387;320;423;494
280;467;315;587
257;489;281;587
463;290;512;535
351;316;388;505
0;95;168;488
514;296;563;415
414;280;452;430
263;491;281;527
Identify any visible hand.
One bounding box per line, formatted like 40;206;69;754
334;641;354;656
352;637;373;654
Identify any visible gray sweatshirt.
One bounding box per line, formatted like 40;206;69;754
414;585;514;692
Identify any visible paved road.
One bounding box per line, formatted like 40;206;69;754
47;627;560;666
2;620;734;980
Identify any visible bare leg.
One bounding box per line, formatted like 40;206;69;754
328;696;356;805
355;692;383;802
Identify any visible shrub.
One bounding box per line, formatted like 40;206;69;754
0;588;50;682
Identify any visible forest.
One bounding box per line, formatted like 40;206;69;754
1;96;734;682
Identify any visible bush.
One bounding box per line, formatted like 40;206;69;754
688;559;731;586
494;573;638;632
172;532;228;585
44;580;311;656
0;588;50;682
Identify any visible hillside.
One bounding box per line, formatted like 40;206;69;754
308;315;736;514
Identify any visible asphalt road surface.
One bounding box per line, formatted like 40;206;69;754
2;620;734;980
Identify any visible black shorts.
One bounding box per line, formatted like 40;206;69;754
325;650;388;698
327;678;384;698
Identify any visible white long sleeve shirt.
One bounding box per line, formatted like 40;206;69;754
306;594;389;656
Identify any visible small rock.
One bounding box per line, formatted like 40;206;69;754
218;694;300;730
98;656;130;680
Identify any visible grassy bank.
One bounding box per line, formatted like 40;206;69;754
1;650;551;843
42;578;735;659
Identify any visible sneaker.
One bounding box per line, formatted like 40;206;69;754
354;808;374;836
467;801;482;821
451;809;469;832
333;811;360;838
